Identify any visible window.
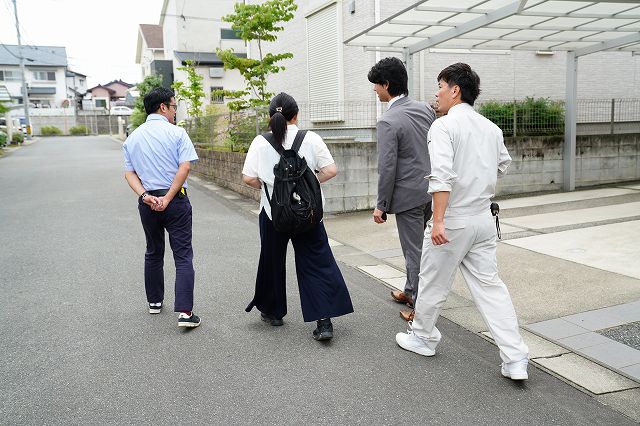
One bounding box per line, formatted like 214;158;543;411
95;99;107;108
306;2;343;122
211;87;224;104
33;71;56;81
220;28;241;40
0;70;21;81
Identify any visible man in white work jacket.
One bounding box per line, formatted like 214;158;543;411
395;63;529;381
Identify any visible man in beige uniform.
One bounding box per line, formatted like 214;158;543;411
395;63;529;381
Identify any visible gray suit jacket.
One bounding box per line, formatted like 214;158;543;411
376;96;436;214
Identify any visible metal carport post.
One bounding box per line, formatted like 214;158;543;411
564;31;640;191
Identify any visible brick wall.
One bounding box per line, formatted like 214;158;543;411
192;149;260;201
192;137;379;213
193;134;640;212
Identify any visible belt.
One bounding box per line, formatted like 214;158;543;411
147;188;188;197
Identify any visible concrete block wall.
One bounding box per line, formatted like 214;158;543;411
322;138;378;213
29;115;129;136
193;134;639;213
498;134;640;195
575;134;640;187
499;135;565;195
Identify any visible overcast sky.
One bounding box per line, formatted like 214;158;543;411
0;0;164;87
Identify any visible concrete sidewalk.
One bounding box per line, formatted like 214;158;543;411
190;174;640;422
322;183;640;421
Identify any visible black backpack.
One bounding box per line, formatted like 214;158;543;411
262;130;323;235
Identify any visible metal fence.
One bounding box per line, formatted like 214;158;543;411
298;98;640;135
185;98;640;148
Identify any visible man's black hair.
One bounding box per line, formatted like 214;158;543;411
143;87;175;115
437;63;481;106
367;57;408;97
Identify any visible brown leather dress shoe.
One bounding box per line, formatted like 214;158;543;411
391;290;414;308
400;309;415;321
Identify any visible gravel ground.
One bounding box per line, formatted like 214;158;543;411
598;321;640;351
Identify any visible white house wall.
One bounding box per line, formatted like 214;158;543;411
3;66;68;107
260;0;640;110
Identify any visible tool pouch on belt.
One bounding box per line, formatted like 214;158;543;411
490;202;501;239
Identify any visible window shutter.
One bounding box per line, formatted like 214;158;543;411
306;3;342;122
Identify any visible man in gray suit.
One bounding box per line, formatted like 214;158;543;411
368;57;436;321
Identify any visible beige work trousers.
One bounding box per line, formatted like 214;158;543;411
412;211;529;363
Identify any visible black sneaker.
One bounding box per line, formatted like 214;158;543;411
261;312;284;326
313;318;333;341
178;312;201;328
149;302;162;314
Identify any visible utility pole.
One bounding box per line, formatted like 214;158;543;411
12;0;31;139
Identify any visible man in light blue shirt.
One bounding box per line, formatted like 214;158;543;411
123;87;201;328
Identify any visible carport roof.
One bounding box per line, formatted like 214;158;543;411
344;0;640;56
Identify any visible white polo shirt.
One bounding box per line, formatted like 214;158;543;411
242;125;335;219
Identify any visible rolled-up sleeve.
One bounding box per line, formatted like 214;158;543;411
497;129;512;177
426;120;457;194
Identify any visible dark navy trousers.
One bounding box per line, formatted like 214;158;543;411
138;196;195;312
246;210;354;322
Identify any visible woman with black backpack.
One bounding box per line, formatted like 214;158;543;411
241;92;354;341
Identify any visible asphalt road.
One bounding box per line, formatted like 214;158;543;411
0;136;635;425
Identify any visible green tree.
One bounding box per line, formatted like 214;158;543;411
172;60;205;118
215;0;297;112
130;74;163;128
0;102;8;114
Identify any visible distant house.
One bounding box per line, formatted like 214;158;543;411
135;24;173;89
66;70;87;109
134;0;249;120
85;79;134;110
0;45;69;108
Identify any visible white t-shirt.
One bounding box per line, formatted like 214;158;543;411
242;124;335;219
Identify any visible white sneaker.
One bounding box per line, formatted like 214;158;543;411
501;358;529;380
395;329;436;357
149;302;162;314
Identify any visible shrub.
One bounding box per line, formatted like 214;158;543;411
224;110;269;153
70;125;90;135
12;132;24;143
0;131;7;147
479;98;564;136
40;126;62;136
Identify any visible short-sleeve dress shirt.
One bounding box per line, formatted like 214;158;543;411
123;114;198;190
426;103;511;218
242;124;335;219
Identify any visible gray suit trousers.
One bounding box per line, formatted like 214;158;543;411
395;202;432;302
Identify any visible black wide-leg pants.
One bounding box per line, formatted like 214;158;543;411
245;210;354;322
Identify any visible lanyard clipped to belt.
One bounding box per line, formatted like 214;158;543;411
490;202;501;240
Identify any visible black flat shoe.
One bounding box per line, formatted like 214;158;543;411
261;312;284;326
313;318;333;341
